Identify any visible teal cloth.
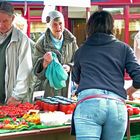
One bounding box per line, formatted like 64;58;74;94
45;52;68;90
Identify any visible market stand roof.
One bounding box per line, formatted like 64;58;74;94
6;0;140;5
91;0;140;5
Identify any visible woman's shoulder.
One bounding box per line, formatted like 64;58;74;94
63;28;76;41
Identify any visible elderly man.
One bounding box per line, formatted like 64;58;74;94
0;1;32;105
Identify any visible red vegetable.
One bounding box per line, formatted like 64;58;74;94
3;119;10;124
133;107;140;115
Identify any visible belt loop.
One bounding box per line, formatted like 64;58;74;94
104;90;108;95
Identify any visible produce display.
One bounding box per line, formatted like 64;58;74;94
0;96;76;133
0;117;29;130
126;100;140;117
22;112;40;125
0;97;140;137
0;102;41;130
0;102;40;118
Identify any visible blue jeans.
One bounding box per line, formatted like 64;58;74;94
74;89;128;140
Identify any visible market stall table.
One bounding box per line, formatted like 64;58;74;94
1;118;140;140
126;116;140;140
0;125;76;140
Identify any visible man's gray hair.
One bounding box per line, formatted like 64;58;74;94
0;1;14;16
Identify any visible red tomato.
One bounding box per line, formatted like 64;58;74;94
48;104;58;112
21;120;28;125
35;100;42;107
0;111;5;118
41;102;45;110
3;119;11;124
18;104;24;108
59;104;68;114
8;112;15;118
133;107;140;115
127;108;134;116
33;104;40;110
43;102;49;111
12;117;17;121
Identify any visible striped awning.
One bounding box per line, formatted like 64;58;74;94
91;0;140;4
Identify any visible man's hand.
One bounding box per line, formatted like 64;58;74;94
6;97;22;106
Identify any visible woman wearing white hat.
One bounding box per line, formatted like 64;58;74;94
33;10;78;97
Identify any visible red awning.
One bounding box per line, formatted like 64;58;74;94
91;0;133;5
133;0;140;4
